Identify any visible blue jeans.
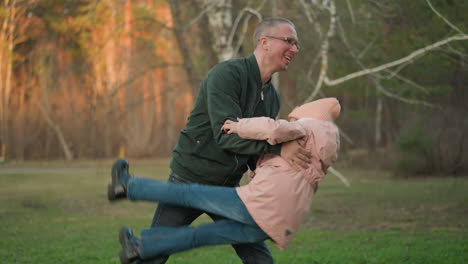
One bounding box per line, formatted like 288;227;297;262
127;173;273;263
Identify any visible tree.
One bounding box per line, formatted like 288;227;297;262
0;0;38;159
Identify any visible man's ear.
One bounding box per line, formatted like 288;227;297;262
259;37;269;50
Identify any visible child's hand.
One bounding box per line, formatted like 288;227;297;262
222;119;240;134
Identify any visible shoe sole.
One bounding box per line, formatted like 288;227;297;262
108;160;128;202
119;249;131;264
119;226;128;246
108;183;125;201
119;227;134;264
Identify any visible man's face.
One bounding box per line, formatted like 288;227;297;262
265;23;300;72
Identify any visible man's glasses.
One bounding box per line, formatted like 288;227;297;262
265;36;301;50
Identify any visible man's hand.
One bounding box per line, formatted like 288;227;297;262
281;140;311;170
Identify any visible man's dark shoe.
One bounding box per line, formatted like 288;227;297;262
108;159;130;201
119;226;141;264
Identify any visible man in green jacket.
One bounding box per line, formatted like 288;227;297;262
145;17;310;264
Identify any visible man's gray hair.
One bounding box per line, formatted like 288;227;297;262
253;18;295;48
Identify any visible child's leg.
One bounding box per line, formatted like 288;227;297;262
127;177;255;225
138;219;269;260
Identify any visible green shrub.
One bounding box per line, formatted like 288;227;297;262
396;126;433;175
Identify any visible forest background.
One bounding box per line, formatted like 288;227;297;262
1;0;467;176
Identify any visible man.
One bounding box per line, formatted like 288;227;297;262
144;17;309;264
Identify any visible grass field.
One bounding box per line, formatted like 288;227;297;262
0;159;467;263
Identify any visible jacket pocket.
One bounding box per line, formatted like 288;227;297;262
194;135;205;152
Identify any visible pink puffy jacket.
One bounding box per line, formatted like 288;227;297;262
235;98;340;250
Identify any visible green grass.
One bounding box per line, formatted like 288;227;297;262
0;160;467;263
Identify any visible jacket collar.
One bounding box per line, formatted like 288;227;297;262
248;54;271;88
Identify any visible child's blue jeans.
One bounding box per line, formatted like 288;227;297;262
127;176;270;260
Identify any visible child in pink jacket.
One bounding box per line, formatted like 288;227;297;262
222;97;340;249
108;98;340;263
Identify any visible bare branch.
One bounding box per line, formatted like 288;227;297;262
336;125;355;146
331;13;439;111
185;1;216;30
337;16;433;104
357;38;376;60
304;0;336;103
367;0;394;12
328;167;351;187
231;8;263;56
346;0;355;24
109;61;178;98
373;79;440;109
445;45;468;59
426;0;464;34
324;34;468;86
299;0;323;38
228;5;263;52
36;100;74;160
381;58;415;79
305;52;322;87
388;72;430;94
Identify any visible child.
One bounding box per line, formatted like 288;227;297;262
108;98;340;264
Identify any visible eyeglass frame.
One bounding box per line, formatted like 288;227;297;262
264;35;301;50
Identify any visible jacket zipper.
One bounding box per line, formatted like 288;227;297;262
253;84;266;114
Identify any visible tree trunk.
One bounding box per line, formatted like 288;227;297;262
38;102;74;161
196;0;233;61
168;0;201;96
374;95;383;148
0;0;13;155
37;38;74;161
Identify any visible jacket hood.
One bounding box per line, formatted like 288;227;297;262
288;98;341;121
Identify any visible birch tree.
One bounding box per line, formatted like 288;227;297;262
300;0;467;102
189;0;265;61
298;0;467;148
195;0;233;61
0;0;35;158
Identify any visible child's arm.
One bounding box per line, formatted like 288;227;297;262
222;117;306;145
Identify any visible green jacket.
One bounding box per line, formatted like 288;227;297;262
170;54;281;186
